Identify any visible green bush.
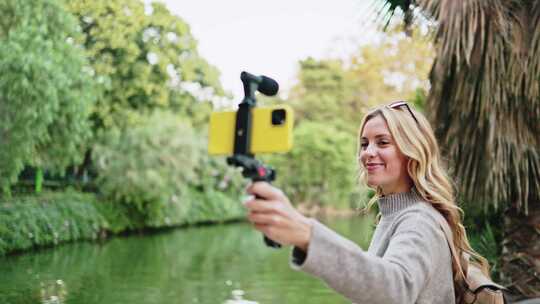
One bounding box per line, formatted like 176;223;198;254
0;191;106;255
265;121;359;208
94;111;201;218
468;222;501;279
0;187;247;255
191;151;246;204
92;198;141;233
183;187;245;224
461;200;504;279
94;110;246;226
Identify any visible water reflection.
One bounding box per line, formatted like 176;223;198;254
223;289;258;304
0;215;374;304
40;279;67;304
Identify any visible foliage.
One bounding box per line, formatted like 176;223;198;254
0;0;96;194
192;153;246;200
264;121;358;208
0;187;247;255
468;223;501;280
288;26;434;134
346;26;433;110
462;200;504;280
65;0;223;132
288;58;356;132
94;111;201;219
410;87;427;112
0;191;106;255
178;187;245;225
93;187;245;232
93;110;245;224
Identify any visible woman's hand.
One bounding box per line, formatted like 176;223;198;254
245;182;312;251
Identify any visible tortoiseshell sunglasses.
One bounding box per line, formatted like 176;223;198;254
386;101;419;124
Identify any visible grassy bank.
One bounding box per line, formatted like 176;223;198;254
0;189;245;255
0;189;502;282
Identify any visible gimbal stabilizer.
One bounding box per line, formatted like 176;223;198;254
226;71;281;249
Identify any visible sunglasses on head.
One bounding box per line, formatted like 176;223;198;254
386;101;419;124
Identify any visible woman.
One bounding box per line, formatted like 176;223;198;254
244;101;491;304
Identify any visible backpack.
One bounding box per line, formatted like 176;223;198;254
434;213;508;304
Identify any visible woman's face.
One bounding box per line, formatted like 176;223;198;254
359;115;412;195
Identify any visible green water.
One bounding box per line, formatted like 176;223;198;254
0;215;374;304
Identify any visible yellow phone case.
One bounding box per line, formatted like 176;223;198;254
208;105;294;155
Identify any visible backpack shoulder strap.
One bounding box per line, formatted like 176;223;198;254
430;211;469;280
431;211;507;292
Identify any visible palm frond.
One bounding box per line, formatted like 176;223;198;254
378;0;540;214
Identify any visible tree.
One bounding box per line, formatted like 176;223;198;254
288;26;434;134
94;111;201;219
264;121;358;208
94;110;245;226
0;0;96;194
378;0;540;298
65;0;223;132
347;26;433;112
288;58;356;132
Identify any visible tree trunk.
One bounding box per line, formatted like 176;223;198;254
501;201;540;300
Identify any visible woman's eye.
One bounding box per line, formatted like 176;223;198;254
360;143;368;149
378;141;389;146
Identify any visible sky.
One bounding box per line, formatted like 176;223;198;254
159;0;381;102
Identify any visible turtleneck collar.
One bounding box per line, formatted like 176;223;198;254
377;187;423;217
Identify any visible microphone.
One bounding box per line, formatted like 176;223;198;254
241;71;279;96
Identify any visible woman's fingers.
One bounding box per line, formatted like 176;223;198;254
246;181;287;202
244;198;284;214
247;211;283;226
243;183;311;248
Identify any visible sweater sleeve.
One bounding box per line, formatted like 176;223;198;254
290;213;446;304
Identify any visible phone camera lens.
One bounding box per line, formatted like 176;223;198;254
271;109;286;125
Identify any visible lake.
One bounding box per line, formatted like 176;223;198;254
0;215;375;304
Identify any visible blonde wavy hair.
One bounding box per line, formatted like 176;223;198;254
357;103;491;302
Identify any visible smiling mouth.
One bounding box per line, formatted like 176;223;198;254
366;163;384;171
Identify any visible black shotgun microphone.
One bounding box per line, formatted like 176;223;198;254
241;71;279;96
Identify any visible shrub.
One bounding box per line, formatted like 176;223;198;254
265;121;359;208
94;111;200;218
0;187;246;255
461;200;504;279
94;110;246;225
0;191;106;255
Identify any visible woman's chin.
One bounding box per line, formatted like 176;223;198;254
366;179;380;188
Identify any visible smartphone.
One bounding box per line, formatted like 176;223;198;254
208;105;294;155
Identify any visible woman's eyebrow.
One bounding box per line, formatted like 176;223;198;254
361;134;391;140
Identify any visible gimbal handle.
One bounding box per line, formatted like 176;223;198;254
227;155;281;249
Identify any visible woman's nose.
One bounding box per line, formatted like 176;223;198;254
364;143;377;156
360;144;376;162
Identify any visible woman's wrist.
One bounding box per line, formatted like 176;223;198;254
296;217;313;252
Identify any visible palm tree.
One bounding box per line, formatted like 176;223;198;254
375;0;539;299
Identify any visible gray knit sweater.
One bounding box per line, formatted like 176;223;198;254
290;189;455;304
